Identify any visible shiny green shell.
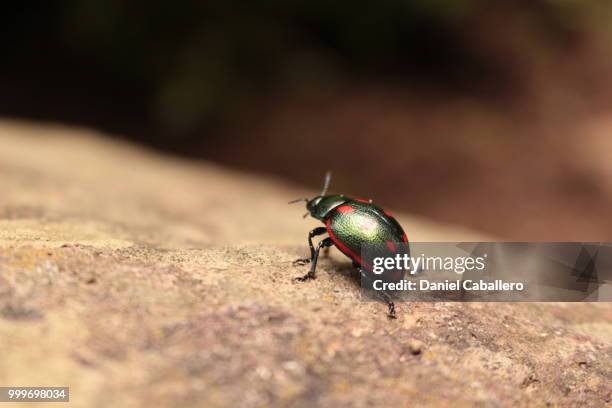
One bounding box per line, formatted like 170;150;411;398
320;197;409;269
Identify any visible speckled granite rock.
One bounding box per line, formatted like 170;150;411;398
0;120;609;407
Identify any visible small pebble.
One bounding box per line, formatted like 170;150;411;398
351;328;363;337
408;339;423;355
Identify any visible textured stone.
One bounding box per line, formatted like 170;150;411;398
0;120;609;407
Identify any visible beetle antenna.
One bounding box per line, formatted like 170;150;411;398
289;198;309;204
303;212;309;218
320;171;332;196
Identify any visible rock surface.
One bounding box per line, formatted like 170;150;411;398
0;120;610;407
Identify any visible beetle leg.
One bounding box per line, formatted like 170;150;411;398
359;269;397;319
294;238;333;282
293;227;327;265
387;301;397;319
380;291;398;320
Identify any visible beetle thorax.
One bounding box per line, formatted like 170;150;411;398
307;195;348;221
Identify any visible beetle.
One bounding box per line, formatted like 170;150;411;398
291;172;409;318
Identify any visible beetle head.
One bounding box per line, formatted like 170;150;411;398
290;172;345;220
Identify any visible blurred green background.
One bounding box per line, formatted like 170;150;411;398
2;1;612;239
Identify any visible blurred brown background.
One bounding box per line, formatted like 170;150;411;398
3;0;612;240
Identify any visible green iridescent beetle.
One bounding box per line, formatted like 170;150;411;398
291;172;409;318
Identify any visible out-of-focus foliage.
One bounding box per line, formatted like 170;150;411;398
4;1;612;132
60;1;477;130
